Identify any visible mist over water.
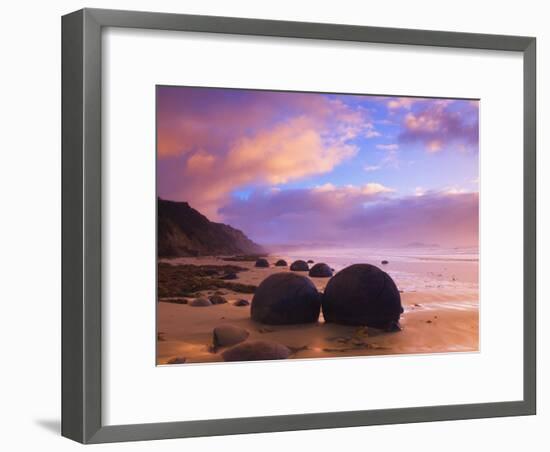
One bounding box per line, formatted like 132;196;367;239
271;245;479;296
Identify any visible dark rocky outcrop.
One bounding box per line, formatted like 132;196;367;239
290;260;309;272
255;258;269;268
213;325;250;347
322;264;403;329
274;259;288;267
157;263;256;298
308;263;333;278
158;198;263;257
251;273;321;324
221;340;291;361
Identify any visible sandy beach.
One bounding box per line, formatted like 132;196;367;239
157;251;479;365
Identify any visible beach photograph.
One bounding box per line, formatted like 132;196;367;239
156;86;479;365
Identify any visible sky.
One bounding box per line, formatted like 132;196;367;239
157;86;479;248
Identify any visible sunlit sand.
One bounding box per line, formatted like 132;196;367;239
157;248;478;364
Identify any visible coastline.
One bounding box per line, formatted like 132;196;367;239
157;253;479;364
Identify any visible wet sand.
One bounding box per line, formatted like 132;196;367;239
157;255;478;364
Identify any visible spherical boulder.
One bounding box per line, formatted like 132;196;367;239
255;258;269;268
274;259;288;267
221;340;291;362
290;260;309;271
322;264;403;328
308;263;333;278
213;325;250;347
251;273;321;324
190;297;212;307
307;259;314;264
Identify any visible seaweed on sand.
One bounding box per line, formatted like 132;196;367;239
158;263;257;297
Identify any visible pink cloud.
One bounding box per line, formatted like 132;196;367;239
387;97;415;110
399;100;478;153
157;88;372;218
220;186;478;248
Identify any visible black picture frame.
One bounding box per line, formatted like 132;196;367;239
62;8;537;444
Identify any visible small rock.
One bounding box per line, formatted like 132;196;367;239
255;258;269;268
426;320;433;324
220;272;238;280
166;357;186;364
308;263;333;278
381;260;389;265
222;340;291;362
290;260;309;271
213;325;250;347
190;297;212;307
307;259;314;264
274;259;288;267
233;299;250;306
209;294;228;305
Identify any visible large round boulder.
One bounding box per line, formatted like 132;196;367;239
251;273;321;324
290;260;309;271
221;340;291;361
308;263;333;278
255;258;269;268
322;264;403;328
274;259;288;267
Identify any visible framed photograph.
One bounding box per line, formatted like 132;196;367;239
62;8;536;444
